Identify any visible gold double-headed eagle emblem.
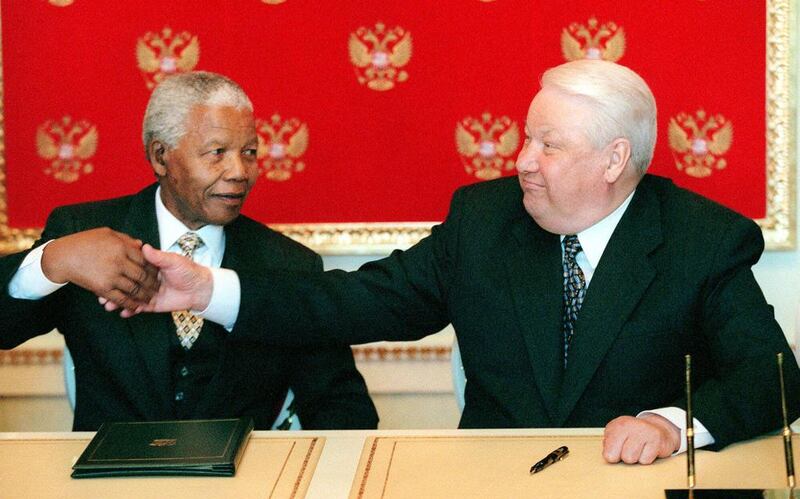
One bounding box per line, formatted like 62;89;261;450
256;114;309;182
36;116;98;183
562;17;625;62
349;23;412;91
455;113;520;180
136;27;200;90
668;110;733;178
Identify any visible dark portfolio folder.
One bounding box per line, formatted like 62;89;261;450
71;418;254;478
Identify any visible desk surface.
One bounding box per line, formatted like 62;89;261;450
1;429;797;499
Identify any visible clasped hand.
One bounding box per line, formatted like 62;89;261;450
44;227;159;309
603;414;681;464
99;243;213;317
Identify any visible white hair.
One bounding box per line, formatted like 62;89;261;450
142;71;253;160
541;60;657;174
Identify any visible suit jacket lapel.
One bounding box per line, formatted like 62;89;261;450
505;213;563;422
192;217;246;417
557;183;662;424
123;184;174;415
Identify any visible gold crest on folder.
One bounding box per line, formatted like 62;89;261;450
36;116;98;183
256;114;309;182
349;23;412;91
561;17;626;62
136;27;200;90
668;110;733;178
455;113;520;180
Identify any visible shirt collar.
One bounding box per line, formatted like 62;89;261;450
565;190;636;270
154;186;225;260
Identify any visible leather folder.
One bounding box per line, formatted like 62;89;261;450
71;418;253;478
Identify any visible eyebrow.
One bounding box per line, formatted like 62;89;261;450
199;138;228;149
199;135;257;149
533;126;560;139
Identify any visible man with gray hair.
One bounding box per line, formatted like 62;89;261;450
133;61;798;464
0;71;377;431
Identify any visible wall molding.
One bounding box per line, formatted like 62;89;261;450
0;345;452;366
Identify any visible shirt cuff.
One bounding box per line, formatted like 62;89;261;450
196;267;240;331
7;241;67;299
637;407;715;455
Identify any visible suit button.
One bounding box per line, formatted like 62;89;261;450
180;366;189;377
175;391;184;401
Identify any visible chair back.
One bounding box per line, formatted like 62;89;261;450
62;347;76;411
451;338;466;412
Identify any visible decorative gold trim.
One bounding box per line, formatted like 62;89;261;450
0;345;453;366
0;3;794;254
352;344;451;362
268;222;436;255
0;348;62;366
291;437;320;499
763;0;797;249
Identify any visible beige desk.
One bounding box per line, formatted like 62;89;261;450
1;429;797;498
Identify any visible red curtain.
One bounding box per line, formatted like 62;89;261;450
2;0;765;227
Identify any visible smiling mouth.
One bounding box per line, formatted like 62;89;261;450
212;192;247;204
519;177;544;190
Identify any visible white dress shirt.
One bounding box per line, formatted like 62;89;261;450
8;186;241;330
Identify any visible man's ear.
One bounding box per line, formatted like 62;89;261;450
603;138;631;184
148;141;168;177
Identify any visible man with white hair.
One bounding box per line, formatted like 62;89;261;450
0;71;377;431
132;61;799;464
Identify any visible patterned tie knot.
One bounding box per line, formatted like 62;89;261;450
563;235;582;260
176;232;203;257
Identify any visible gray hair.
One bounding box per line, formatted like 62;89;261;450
142;71;253;160
541;60;657;175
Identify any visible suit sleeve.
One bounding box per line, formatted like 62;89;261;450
687;216;800;449
0;207;76;349
232;189;466;347
282;252;379;428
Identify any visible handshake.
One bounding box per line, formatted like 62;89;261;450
43;227;211;317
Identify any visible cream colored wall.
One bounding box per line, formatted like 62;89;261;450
0;358;72;431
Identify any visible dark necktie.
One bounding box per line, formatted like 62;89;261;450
561;234;586;368
172;232;204;350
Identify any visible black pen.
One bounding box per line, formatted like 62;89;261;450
530;446;569;474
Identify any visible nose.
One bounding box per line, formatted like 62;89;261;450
224;154;255;182
515;143;539;174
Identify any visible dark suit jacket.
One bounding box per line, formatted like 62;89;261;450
233;174;800;449
0;184;377;431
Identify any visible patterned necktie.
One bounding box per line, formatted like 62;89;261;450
561;234;586;368
172;232;204;350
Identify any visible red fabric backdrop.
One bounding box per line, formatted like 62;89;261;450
2;0;765;227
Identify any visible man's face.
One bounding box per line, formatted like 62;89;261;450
515;86;613;235
155;105;258;229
